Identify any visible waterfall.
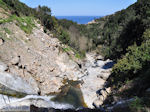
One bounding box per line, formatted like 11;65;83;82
0;94;74;111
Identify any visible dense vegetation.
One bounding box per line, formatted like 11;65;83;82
58;19;94;53
97;0;150;110
2;0;55;30
81;0;150;60
109;29;150;86
99;0;150;89
58;0;150;60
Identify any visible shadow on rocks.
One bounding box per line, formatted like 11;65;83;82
30;105;104;112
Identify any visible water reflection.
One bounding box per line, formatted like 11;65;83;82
52;80;87;108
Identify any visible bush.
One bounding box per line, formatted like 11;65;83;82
58;29;70;44
111;37;150;84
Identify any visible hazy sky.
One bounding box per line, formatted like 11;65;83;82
20;0;137;16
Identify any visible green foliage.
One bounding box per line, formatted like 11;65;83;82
73;0;150;59
58;19;94;53
0;15;35;34
0;15;15;24
2;0;35;16
75;51;85;59
36;5;54;30
2;0;57;31
62;46;85;59
130;97;143;111
75;53;81;59
1;0;90;54
58;29;70;44
15;16;35;34
37;5;51;15
110;28;150;85
0;0;8;10
143;29;150;41
112;41;150;83
130;97;150;112
58;0;150;57
63;47;71;52
58;19;78;29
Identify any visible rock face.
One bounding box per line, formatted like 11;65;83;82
0;22;81;96
0;20;114;109
30;105;104;112
0;61;39;95
107;98;135;112
78;52;114;108
0;71;38;94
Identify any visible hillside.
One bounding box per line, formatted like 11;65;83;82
84;0;150;59
55;0;150;111
0;0;114;111
92;0;150;111
0;0;150;112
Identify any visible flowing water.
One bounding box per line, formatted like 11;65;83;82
0;80;86;111
0;94;74;110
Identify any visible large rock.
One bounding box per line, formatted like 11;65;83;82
30;105;104;112
0;23;79;95
0;71;38;94
0;83;26;97
10;56;20;65
108;99;134;112
79;53;113;108
93;87;111;107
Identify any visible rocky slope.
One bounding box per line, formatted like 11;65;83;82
0;9;114;111
79;52;113;108
0;21;80;94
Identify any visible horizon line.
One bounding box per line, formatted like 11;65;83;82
53;15;104;17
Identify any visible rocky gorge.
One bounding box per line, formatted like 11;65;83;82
0;16;114;111
1;0;150;111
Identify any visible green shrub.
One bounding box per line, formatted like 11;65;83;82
58;30;70;44
130;97;143;111
111;38;150;84
0;0;8;10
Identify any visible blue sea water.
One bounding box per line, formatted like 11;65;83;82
56;16;101;24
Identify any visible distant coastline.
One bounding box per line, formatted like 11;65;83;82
56;16;102;24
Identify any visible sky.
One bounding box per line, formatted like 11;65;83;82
20;0;137;16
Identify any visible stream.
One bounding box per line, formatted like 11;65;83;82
0;53;114;111
0;94;74;111
0;80;85;111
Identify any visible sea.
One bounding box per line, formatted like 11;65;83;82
56;16;102;24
